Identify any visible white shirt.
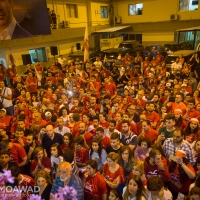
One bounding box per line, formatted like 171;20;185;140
54;126;71;136
1;18;17;40
1;87;13;108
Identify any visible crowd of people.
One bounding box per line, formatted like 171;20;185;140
0;51;200;200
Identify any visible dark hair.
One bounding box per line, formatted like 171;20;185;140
74;136;84;146
0;141;9;150
104;95;111;100
151;143;166;158
73;113;80;122
27;133;36;141
174;128;185;137
138;137;152;148
96;127;104;133
121;120;130;126
83;113;90;119
51;143;63;157
142;120;151;126
15;128;24;133
147;176;164;191
58;107;69;117
109;120;116;126
149;149;161;159
190;187;200;197
123;175;147;200
164;114;175;121
123;112;130;118
92;116;99;121
90;138;103;162
86;159;98;171
63;133;74;150
109;189;122;200
110;132;120;140
63;149;74;163
185;121;199;137
175;115;183;128
0;150;10;157
120;145;132;164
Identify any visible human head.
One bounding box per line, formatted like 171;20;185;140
86;159;98;176
138;137;152;149
95;127;104;140
74;136;84;151
45;124;54;139
26;133;36;146
51;143;63;157
189;187;200;200
14;128;24;140
34;170;52;187
107;152;120;167
121;120;130;134
0;0;14;31
123;175;145;200
132;161;144;176
78;122;86;135
63;149;74;163
142;120;151;132
108;189;121;200
109;120;116;132
149;149;162;165
33;147;45;161
0;151;10;167
110;132;120;149
147;176;164;199
164;114;175;129
57;162;72;182
173;128;184;145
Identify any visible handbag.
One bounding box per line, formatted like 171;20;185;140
0;88;6;109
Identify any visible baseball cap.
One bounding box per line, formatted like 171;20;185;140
0;108;6;114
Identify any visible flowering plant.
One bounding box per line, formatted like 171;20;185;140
0;169;21;200
28;185;77;200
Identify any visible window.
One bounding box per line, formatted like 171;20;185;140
179;0;199;11
66;4;78;18
29;48;47;64
100;6;108;18
128;4;143;15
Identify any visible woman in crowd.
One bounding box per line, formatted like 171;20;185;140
83;159;107;200
123;175;147;200
66;113;75;131
34;170;52;200
59;107;69;125
60;132;74;152
89;138;107;172
30;147;51;177
108;189;122;200
174;109;187;129
169;150;195;199
102;152;124;194
134;137;152;161
185;118;200;144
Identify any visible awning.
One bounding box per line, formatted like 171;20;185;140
176;26;200;32
92;26;132;34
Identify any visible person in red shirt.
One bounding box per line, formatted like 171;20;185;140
31;112;47;127
12;128;27;146
138;120;158;143
132;90;146;114
167;93;187;115
0;141;27;169
144;149;170;183
84;159;107;200
6;65;16;85
75;122;93;148
95;127;110;151
183;99;199;123
102;152;124;194
30;147;51;177
35;62;44;72
74;136;89;171
99;112;109;129
25;71;37;94
87;76;101;99
102;77;117;99
168;150;195;199
0;108;13;131
0;64;5;81
143;102;160;129
46;72;57;84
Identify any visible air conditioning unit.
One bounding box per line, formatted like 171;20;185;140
64;21;70;28
115;16;122;24
170;14;179;20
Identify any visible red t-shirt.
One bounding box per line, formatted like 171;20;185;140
103;83;116;97
84;172;107;200
101;136;110;151
170;164;195;193
30;157;51;173
144;128;158;143
99;121;109;129
103;163;124;193
25;77;37;93
144;111;160;125
12;136;27;146
0;115;13;130
9;143;27;164
76;147;89;168
75;132;93;147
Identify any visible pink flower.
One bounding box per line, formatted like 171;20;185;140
28;194;42;200
0;170;14;185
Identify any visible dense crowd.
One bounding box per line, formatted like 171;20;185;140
0;51;200;200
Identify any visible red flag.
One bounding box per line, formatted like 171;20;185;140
84;26;89;62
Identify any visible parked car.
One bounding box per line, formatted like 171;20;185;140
101;40;144;62
162;43;180;58
165;50;200;69
143;44;163;58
